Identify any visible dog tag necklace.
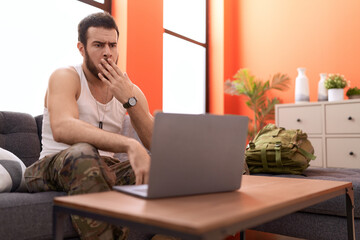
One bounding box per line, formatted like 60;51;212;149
95;87;109;129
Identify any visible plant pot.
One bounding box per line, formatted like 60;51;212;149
348;95;360;99
328;88;344;101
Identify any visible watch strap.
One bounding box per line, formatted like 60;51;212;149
123;97;137;109
123;101;131;108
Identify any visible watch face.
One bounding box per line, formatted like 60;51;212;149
129;97;137;106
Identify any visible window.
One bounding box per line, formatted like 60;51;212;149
0;0;110;116
77;0;111;12
163;0;208;114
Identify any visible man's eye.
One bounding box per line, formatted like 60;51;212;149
110;44;117;48
95;43;103;48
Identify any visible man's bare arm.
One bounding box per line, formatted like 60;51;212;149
46;67;150;184
127;85;154;150
98;58;154;150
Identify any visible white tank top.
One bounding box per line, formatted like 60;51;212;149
39;64;127;159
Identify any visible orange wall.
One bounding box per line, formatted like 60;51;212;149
223;0;248;116
224;0;360;117
114;1;360;118
113;0;163;115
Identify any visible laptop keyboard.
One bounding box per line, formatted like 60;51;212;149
132;185;148;193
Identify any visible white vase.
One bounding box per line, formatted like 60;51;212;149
328;88;344;102
295;68;310;103
317;73;328;101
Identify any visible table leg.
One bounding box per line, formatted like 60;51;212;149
53;206;67;240
240;231;245;240
346;187;355;240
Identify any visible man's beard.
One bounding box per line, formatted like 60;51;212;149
84;49;118;80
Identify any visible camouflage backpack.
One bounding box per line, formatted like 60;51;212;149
245;124;316;175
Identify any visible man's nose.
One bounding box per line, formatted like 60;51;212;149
103;44;112;58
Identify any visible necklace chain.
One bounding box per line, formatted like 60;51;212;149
95;87;109;129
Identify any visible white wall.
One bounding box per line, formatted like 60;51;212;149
0;0;101;116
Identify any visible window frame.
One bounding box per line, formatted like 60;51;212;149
163;0;209;112
77;0;112;13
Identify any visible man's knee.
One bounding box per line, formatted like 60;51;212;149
58;143;114;192
67;143;98;157
60;143;101;175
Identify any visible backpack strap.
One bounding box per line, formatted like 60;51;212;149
260;142;283;170
261;148;269;171
298;148;317;160
275;142;283;167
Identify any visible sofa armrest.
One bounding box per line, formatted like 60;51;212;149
0;111;41;167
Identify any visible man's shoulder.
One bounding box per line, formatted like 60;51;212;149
49;66;81;85
51;66;79;78
48;66;81;93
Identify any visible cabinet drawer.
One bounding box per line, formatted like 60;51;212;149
325;102;360;134
327;138;360;168
277;106;322;134
308;137;323;167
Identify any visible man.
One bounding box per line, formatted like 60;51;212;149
24;12;153;240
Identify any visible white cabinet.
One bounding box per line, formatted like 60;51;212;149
275;99;360;168
277;105;322;134
327;138;360;168
325;103;360;134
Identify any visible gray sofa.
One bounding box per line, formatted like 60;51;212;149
0;111;152;240
0;111;76;240
253;168;360;239
0;111;359;240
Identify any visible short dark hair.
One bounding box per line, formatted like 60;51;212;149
78;12;119;46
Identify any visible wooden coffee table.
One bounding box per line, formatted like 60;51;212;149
53;175;355;240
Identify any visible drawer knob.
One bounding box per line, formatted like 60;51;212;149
348;116;353;120
296;118;301;122
349;152;354;156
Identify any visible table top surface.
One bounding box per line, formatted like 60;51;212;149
54;175;352;235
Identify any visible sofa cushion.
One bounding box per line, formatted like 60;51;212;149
0;111;41;167
0;147;27;192
0;191;77;240
254;211;360;240
255;167;360;218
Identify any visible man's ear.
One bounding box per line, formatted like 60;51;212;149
77;42;85;57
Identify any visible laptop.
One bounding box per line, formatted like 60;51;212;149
113;112;249;199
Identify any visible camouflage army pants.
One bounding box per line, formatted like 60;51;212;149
24;143;136;240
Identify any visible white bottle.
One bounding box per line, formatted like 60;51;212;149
295;67;310;103
317;73;328;101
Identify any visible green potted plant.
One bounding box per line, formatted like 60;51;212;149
346;86;360;99
224;69;290;140
324;74;348;101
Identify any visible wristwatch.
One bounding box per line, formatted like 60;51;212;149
123;97;137;109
